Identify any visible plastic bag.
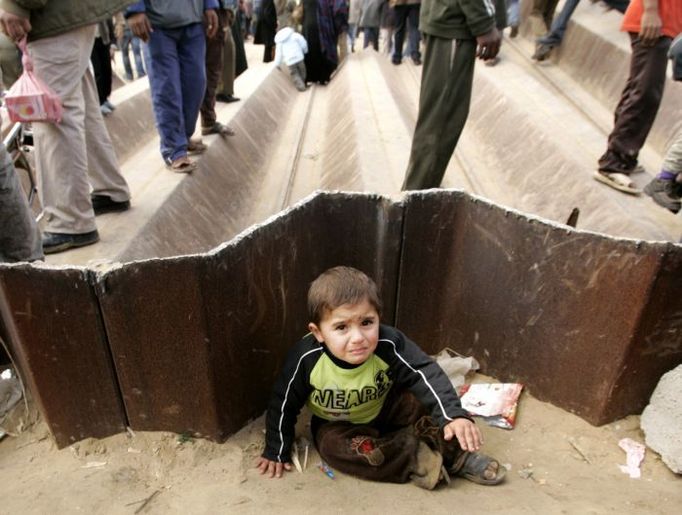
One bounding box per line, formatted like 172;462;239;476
459;383;524;430
4;37;63;123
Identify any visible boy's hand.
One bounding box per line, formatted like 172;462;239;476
443;418;483;452
256;456;292;478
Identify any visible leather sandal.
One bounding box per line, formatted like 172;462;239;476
201;122;235;137
165;156;197;173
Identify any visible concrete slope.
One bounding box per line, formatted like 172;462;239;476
44;23;682;266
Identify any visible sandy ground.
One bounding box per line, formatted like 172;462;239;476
1;378;680;515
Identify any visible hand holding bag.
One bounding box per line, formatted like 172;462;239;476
5;37;63;123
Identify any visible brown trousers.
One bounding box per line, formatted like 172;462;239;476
200;9;234;128
312;390;462;488
598;34;672;174
531;0;560;31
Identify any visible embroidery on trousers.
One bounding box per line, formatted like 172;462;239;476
350;436;385;466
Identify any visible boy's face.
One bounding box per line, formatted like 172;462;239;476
308;298;380;365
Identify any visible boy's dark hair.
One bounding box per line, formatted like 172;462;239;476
308;266;382;324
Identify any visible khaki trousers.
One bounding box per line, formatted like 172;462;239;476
29;24;129;234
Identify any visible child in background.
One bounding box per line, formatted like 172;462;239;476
257;266;506;489
274;24;308;92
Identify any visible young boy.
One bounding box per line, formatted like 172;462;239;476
257;266;505;489
273;25;308;92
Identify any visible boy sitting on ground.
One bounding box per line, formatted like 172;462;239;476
274;23;308;92
256;266;506;489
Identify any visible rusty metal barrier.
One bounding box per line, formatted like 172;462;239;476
0;265;126;446
1;191;680;446
396;191;682;425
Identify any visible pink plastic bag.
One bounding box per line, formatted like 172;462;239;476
5;37;63;123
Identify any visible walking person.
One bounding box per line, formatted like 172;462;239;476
126;0;219;173
391;0;421;65
0;0;132;254
402;0;504;190
593;0;682;194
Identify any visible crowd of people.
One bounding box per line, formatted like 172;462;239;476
0;0;680;263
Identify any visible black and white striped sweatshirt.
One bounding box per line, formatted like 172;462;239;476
262;324;471;463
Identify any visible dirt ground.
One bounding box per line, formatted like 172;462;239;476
1;378;680;515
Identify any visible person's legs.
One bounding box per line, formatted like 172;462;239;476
131;34;146;77
338;31;348;62
348;23;357;52
545;0;561;29
218;23;236;96
403;36;476;190
0;143;43;262
392;5;409;63
147;27;187;162
82;57;130;202
29;25;104;234
644;130;682;212
312;390;444;489
201;9;228;129
598;34;671;174
90;36;112;105
289;61;306;91
178;23;207;145
537;0;581;47
506;0;520;31
371;27;380;51
120;30;134;80
406;5;421;61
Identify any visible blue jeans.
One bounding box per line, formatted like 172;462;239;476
506;0;520;27
393;5;421;61
146;23;206;162
348;23;357;50
537;0;580;47
120;27;146;79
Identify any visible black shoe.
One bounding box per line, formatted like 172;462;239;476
411;56;422;66
391;57;401;65
42;230;100;255
91;195;131;215
643;178;682;213
510;25;519;38
216;93;240;103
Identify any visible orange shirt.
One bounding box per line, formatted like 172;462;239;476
621;0;682;38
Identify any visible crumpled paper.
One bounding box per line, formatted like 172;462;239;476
618;438;645;479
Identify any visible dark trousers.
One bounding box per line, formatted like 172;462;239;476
403;36;476;190
363;27;379;51
91;37;112;105
598;34;672;174
531;0;560;30
201;9;229;128
393;4;421;61
312;390;461;486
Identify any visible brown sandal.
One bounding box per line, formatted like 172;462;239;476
165;156;197;173
187;138;207;155
201;122;235;137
